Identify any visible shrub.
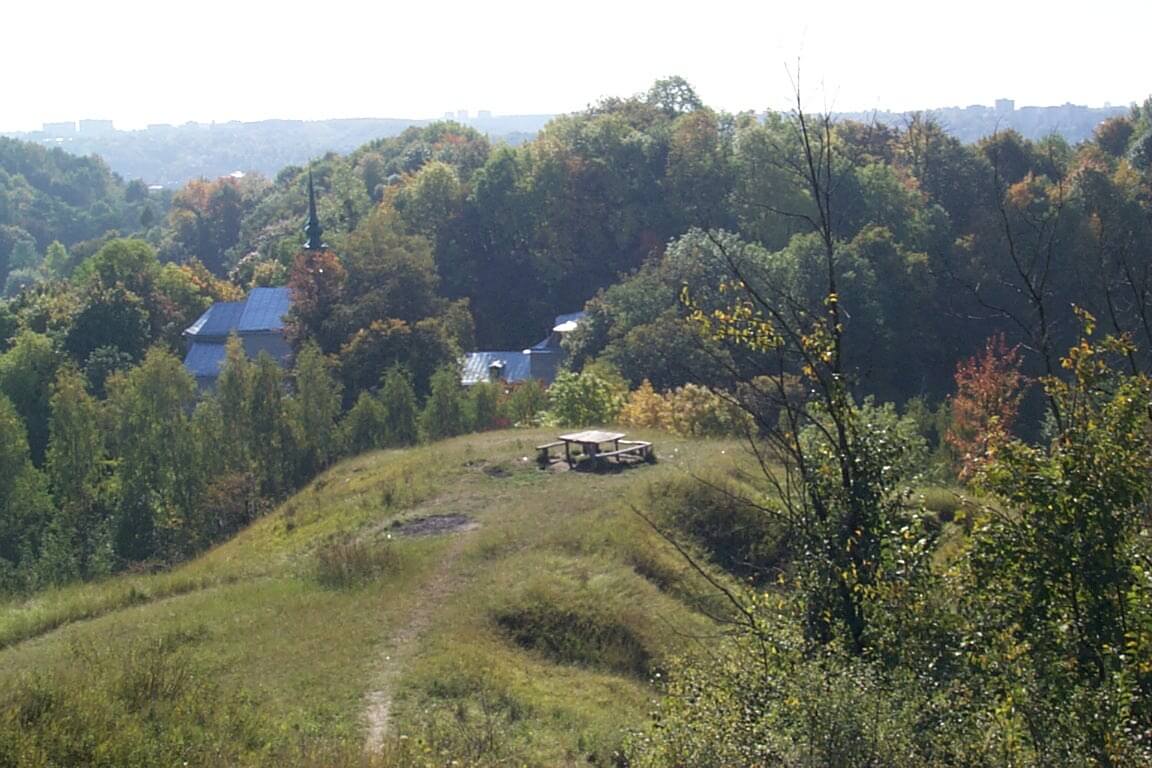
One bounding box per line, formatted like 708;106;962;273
665;383;749;437
546;369;626;427
421;366;468;440
0;629;269;765
620;380;750;437
618;379;670;429
467;381;502;431
313;536;399;589
647;474;785;582
504;379;548;427
340;391;389;454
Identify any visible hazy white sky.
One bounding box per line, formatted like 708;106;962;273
3;0;1148;131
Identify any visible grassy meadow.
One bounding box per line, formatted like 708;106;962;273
0;429;744;766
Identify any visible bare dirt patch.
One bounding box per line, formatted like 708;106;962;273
391;514;479;537
362;526;477;753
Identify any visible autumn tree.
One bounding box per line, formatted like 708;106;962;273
944;333;1026;480
965;317;1152;763
286;246;346;352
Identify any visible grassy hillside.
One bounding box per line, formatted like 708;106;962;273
0;429;742;766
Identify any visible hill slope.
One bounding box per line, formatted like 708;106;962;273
0;429;737;766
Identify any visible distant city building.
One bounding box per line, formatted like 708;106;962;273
444;111;455;120
78;119;115;135
456;110;469;121
995;98;1015;113
42;121;76;137
477;110;493;120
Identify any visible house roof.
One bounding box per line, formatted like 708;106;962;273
553;311;585;330
184;286;291;339
183;341;228;380
184;301;244;338
461;351;533;386
237;287;291;333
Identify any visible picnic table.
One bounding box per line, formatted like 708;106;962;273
537;430;654;467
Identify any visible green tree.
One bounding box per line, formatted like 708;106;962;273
379;364;419;447
340;391;389;454
0;393;54;591
216;334;253;472
421;366;467;440
247;353;295;497
467;381;501;431
291;341;342;473
967;318;1152;763
0;330;61;465
42;240;75;278
63;284;151;364
43;366;109;581
106;347;199;563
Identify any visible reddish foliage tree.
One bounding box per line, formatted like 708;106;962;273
286;248;346;353
945;333;1027;481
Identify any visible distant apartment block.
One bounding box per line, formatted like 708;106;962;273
42;121;77;137
78;119;115;135
995;98;1015;113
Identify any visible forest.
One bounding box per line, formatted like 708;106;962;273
2;76;1152;764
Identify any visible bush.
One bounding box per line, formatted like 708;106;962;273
504;379;548;427
620;380;750;437
546;369;626;427
421;366;468;439
647;474;786;582
468;381;502;431
313;536;399;589
0;628;269;765
665;384;750;437
340;391;389;454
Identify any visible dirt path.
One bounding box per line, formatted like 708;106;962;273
362;524;477;753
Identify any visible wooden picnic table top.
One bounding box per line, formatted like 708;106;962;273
557;430;626;445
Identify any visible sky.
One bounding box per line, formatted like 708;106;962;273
3;0;1149;132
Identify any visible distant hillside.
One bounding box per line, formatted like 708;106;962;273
835;102;1129;144
2;115;555;187
0;136;161;292
4;104;1131;188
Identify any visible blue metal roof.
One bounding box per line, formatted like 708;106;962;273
553;310;585;327
237;287;291;333
184;301;244;338
183;341;228;380
462;351;533;386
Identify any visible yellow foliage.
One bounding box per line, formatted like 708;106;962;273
619;380;671;429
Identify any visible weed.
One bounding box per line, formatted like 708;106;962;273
314;537;400;589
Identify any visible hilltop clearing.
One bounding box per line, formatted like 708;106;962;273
0;429;739;766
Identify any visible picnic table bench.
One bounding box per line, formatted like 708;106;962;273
537;431;655;468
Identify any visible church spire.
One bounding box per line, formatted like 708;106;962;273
304;168;325;250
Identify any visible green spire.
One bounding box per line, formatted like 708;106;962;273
304;169;325;250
